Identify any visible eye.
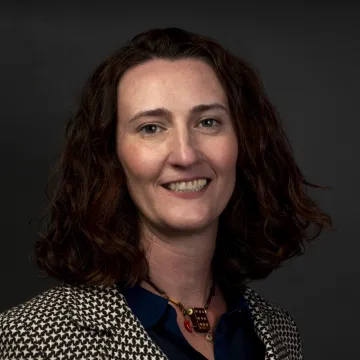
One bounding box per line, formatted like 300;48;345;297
198;118;220;128
138;124;163;135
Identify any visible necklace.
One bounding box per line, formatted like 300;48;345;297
144;277;215;342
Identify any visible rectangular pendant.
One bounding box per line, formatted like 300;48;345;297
189;308;210;333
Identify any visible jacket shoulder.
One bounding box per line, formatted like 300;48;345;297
243;286;303;360
0;285;65;359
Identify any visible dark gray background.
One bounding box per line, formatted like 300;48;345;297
0;2;358;359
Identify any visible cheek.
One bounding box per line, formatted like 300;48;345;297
211;136;238;173
117;141;160;183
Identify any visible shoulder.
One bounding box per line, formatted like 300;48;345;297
243;286;296;319
243;286;303;359
0;284;66;325
0;283;138;360
0;285;67;359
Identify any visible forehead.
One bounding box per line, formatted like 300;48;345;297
117;59;228;116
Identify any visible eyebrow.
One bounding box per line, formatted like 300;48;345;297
128;103;229;123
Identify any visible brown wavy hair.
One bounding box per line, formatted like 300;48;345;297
33;27;333;291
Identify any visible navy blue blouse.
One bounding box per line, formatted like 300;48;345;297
118;283;265;359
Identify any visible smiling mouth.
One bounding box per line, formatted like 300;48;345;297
162;178;211;192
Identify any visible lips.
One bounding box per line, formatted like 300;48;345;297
160;178;211;199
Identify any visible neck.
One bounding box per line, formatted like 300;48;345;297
139;221;218;308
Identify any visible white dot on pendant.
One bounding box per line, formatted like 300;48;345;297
205;333;213;342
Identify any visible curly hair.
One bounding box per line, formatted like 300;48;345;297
33;27;333;291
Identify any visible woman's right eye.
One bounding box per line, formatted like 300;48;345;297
138;124;163;135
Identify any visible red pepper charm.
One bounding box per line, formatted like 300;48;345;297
184;319;193;333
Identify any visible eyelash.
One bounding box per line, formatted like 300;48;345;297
138;118;221;135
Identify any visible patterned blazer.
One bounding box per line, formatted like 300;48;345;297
0;283;302;360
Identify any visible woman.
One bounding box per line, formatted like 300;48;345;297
0;27;332;360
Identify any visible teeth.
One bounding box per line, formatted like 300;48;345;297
167;179;209;192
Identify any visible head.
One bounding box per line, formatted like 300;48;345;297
34;28;332;289
116;57;238;236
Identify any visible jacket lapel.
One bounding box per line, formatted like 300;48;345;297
63;282;169;359
243;287;289;360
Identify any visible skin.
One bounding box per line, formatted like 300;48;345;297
116;58;238;358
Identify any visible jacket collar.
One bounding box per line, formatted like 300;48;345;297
63;282;274;333
62;282;286;359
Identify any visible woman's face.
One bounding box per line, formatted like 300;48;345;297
116;58;238;234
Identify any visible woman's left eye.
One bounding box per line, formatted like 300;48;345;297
198;118;220;128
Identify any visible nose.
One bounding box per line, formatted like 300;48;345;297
167;128;200;167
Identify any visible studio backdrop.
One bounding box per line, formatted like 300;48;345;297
0;2;358;359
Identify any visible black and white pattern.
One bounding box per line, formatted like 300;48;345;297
0;283;302;359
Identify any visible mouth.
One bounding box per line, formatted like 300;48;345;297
161;178;211;192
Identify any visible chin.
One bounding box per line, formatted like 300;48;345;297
162;215;216;233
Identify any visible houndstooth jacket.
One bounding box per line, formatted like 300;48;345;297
0;282;302;360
